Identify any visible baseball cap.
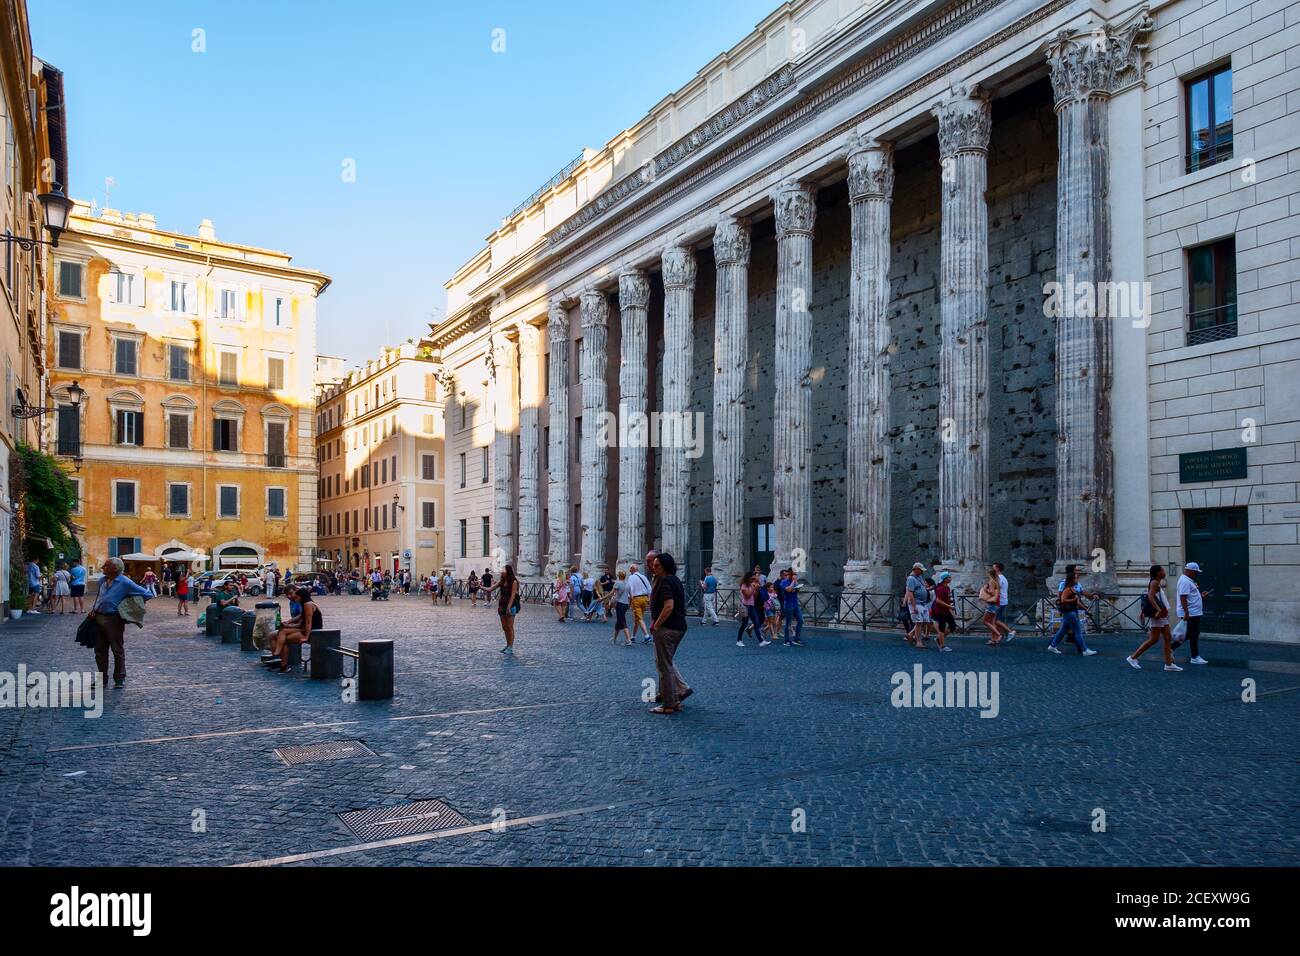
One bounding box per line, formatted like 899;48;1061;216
912;562;925;571
1185;562;1202;572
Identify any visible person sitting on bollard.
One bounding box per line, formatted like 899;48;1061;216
266;586;323;673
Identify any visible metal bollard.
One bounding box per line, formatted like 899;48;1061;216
221;605;243;644
205;599;222;637
309;629;342;680
240;610;258;651
357;639;393;700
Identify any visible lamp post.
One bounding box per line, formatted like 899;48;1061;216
2;186;74;251
12;379;85;421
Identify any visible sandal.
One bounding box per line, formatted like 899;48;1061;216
648;705;679;715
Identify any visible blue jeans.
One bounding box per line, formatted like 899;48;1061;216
737;604;763;640
782;603;804;642
1049;610;1089;653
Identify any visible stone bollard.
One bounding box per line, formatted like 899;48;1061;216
240;610;258;651
309;629;342;680
221;605;243;644
358;639;393;700
205;599;222;637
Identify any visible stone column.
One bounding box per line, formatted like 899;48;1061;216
660;243;697;574
933;86;991;589
842;135;895;594
516;322;543;579
490;330;518;569
579;288;610;574
617;269;650;568
771;180;816;577
1046;14;1151;592
711;216;750;584
545;298;571;577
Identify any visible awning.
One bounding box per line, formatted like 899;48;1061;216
160;551;206;563
120;553;161;562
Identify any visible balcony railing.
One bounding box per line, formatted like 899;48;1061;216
54;438;82;458
1187;304;1237;346
266;451;287;468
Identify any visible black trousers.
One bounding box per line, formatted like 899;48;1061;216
1186;616;1201;657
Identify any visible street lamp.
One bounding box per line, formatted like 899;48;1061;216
12;379;85;420
2;185;74;250
392;493;404;514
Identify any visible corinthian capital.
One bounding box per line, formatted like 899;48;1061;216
517;322;542;358
933;84;992;158
618;269;651;311
846;134;895;202
714;216;751;265
1046;10;1154;107
661;244;697;290
772;180;817;240
579;288;609;330
547;297;570;338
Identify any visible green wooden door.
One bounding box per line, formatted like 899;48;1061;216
1184;508;1250;634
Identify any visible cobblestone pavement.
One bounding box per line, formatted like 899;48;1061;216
0;594;1296;866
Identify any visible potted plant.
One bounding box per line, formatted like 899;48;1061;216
8;562;27;619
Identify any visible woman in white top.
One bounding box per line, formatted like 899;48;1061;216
52;563;71;614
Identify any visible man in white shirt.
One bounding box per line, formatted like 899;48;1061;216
1175;562;1209;664
263;566;276;598
992;562;1016;642
627;563;653;643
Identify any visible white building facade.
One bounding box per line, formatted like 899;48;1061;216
433;0;1300;641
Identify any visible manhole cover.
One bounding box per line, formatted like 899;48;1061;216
339;799;472;840
274;741;375;766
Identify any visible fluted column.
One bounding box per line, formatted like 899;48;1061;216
772;181;816;577
579;288;610;573
545;299;571;576
660;243;697;575
711;216;750;584
934;86;991;588
516;323;543;578
617;269;650;568
843;136;895;594
490;330;518;568
1046;14;1150;590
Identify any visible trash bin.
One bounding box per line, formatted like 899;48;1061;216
310;629;342;680
205;599;222;637
252;601;279;652
221;605;243;644
358;639;393;700
240;610;258;651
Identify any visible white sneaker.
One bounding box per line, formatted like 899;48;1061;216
736;640;745;647
759;640;772;647
940;645;952;652
1005;630;1016;642
1190;656;1208;665
1082;649;1098;656
1048;645;1062;655
1125;656;1141;669
1164;663;1183;672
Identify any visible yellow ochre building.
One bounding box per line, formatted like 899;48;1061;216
46;203;330;572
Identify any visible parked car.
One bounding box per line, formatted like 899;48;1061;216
195;570;264;597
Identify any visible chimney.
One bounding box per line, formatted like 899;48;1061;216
138;213;157;230
198;218;216;240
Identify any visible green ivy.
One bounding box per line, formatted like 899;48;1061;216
13;442;77;565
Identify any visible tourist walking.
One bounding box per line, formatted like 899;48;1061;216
1174;562;1209;665
763;582;781;643
611;570;632;644
736;572;765;646
52;563;70;614
1048;564;1098;656
69;559;86;613
993;561;1016;642
490;564;521;656
648;552;691;714
1127;565;1179;671
88;557;153;688
930;572;955;651
698;566;719;625
467;570;480;606
905;562;934;646
977;568;1003;645
552;572;570;621
781;569;806;646
176;569;190;615
627;563;652;642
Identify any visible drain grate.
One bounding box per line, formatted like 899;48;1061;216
340;799;472;840
274;740;375;766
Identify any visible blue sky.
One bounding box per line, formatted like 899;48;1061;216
30;0;777;359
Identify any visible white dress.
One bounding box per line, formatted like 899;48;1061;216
54;569;71;596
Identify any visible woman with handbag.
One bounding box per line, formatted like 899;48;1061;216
978;569;1003;646
490;564;521;656
1126;565;1180;671
1047;564;1098;656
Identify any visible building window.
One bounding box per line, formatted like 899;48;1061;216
58;261;84;298
267;487;286;519
460;395;468;430
1187;238;1237;345
219;352;239;387
113;338;139;376
481;446;489;483
219;288;239;319
69;477;81;514
421;453;436;480
114;408;144;446
57;330;82;369
168;344;191;381
543;426;550;470
267;356;285;390
459;519;467;558
270;295;289;327
218;485;239;518
112;480;138;516
423;414;434;435
213;417;239;452
481;516;490;556
574;416;582;462
421;501;435;528
108;537;141;558
167;483;190;518
110;270;136;305
169;280;192;313
458;452;466;488
1186;64;1233;174
167;411;190;449
381;457;388;484
381;504;388;530
266;420;287;467
56;404;80;456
